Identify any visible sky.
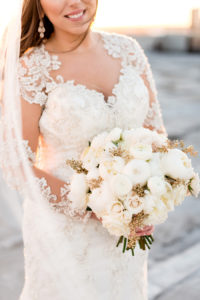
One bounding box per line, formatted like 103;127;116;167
0;0;200;29
94;0;200;28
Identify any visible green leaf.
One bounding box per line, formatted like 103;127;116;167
88;141;91;146
188;185;193;193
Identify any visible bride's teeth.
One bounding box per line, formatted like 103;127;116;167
67;11;84;19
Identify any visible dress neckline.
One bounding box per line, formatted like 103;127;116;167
39;30;127;106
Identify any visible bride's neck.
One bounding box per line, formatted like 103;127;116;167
44;29;95;54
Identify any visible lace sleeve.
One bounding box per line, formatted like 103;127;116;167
128;38;168;136
22;139;92;223
18;49;48;106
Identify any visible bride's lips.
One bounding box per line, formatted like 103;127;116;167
64;9;86;22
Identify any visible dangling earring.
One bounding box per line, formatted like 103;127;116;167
38;19;46;39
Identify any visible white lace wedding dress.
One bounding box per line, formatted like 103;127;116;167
18;30;166;300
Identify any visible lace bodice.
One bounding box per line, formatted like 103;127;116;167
18;30;166;219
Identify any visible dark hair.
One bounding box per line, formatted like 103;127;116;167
20;0;98;57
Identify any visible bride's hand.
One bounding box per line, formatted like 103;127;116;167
135;225;154;237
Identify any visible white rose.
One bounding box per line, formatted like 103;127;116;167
124;193;144;214
147;176;169;196
161;149;194;180
99;156;125;179
111;174;132;197
109;201;132;224
102;214;130;237
172;184;188;206
190;173;200;197
105;127;122;143
87;181;115;217
110;201;124;214
130;143;153;160
68;173;88;210
123;159;151;186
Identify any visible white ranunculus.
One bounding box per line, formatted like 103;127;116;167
111;174;132;197
68;173;88;210
124;194;144;214
147;176;168;196
149;152;164;177
87;181;115;217
190;173;200;197
102;214;130;237
129;142;153;161
172;184;188;206
161;149;194;180
105;127;122;144
99;157;125;179
123;159;151;186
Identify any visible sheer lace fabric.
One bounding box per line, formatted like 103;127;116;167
18;30;166;300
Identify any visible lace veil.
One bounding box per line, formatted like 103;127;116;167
0;1;95;297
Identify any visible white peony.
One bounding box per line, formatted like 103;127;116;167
190;173;200;197
143;207;168;226
99;156;125;179
129;142;153;160
102;214;130;237
122;127;167;149
87;181;115;217
172;184;188;206
68;173;88;210
149;152;164;177
111;174;132;197
143;192;157;214
124;193;144;214
161;149;194;180
123;159;151;186
147;176;170;196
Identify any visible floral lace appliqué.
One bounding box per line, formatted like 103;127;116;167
35;176;92;223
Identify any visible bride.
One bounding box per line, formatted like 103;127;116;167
0;0;167;299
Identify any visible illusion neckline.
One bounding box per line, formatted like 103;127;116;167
39;30;127;106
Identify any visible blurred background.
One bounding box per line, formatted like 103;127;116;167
0;0;200;299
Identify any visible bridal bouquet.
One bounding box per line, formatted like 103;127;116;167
66;127;200;255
